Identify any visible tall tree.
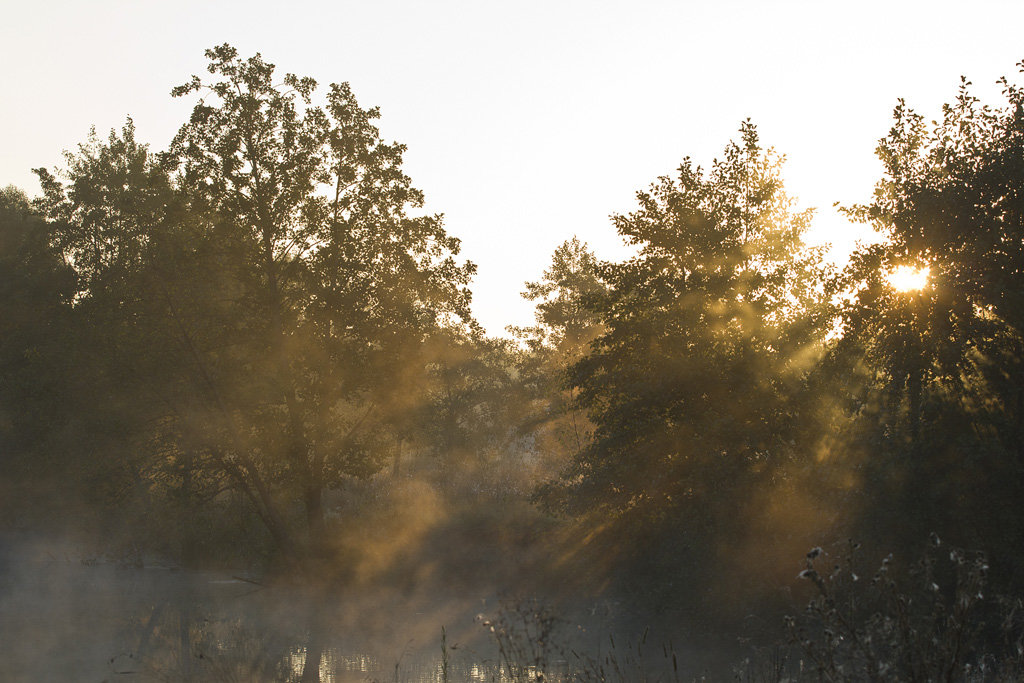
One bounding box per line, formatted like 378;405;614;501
513;238;607;474
171;45;475;556
832;66;1024;562
33;123;255;559
515;237;606;357
34;45;476;563
541;124;830;599
0;187;77;520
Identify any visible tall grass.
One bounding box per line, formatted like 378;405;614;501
408;539;1024;682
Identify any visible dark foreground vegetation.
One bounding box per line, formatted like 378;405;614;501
4;45;1024;680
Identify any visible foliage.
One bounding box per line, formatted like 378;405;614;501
828;64;1024;569
546;123;828;529
414;332;543;495
0;186;78;521
166;45;476;540
27;45;476;563
512;238;608;480
514;237;607;357
833;77;1024;446
788;539;1024;682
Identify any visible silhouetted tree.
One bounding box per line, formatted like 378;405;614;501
0;187;77;522
514;237;606;356
540;123;830;605
512;238;607;476
832;66;1024;571
32;45;476;565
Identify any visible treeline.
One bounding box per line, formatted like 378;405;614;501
3;45;1024;619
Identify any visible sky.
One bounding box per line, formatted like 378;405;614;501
3;0;1024;335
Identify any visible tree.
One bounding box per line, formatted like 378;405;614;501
512;238;607;474
32;122;256;560
831;65;1024;561
0;187;77;522
539;124;830;603
171;45;475;557
415;331;541;493
34;45;476;564
514;237;606;357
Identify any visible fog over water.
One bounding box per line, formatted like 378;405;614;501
0;534;711;682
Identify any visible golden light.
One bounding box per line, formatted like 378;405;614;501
886;264;931;292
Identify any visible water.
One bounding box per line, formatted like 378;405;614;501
0;551;625;682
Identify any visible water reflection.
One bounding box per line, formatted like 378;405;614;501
0;556;596;682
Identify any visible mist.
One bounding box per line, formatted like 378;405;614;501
4;45;1024;682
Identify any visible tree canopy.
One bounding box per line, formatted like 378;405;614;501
26;45;477;563
548;123;828;523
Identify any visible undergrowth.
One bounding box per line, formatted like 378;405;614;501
397;538;1024;682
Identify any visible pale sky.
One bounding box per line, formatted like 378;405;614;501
4;1;1023;335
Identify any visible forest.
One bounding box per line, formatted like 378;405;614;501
4;45;1024;681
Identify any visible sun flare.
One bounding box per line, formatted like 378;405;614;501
886;265;931;292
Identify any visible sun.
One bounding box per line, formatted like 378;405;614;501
886;264;931;292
